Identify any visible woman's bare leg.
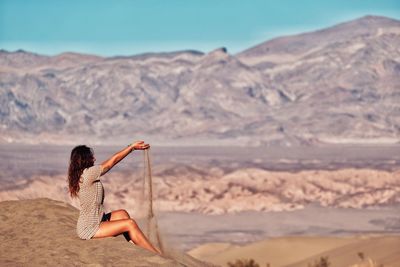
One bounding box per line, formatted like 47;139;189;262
93;216;161;254
109;209;131;220
108;209;132;243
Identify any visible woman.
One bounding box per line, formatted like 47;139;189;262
68;141;161;254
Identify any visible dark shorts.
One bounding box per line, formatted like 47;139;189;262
101;212;111;222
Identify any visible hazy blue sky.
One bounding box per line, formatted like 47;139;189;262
1;0;399;56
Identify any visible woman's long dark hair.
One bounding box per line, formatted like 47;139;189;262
68;145;95;198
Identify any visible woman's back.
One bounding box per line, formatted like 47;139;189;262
76;165;105;240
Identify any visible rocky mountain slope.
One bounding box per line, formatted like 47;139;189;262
2;166;400;215
1;15;399;146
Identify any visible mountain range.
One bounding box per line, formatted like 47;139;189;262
1;15;399;146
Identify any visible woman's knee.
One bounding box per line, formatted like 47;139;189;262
128;218;139;229
121;209;130;218
116;209;130;218
110;209;130;221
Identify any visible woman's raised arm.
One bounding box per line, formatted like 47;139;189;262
100;141;150;175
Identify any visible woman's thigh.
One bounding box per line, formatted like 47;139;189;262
92;219;132;239
110;209;130;221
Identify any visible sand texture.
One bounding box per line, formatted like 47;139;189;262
189;236;400;267
0;198;212;267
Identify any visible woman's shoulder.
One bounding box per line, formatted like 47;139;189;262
83;165;101;173
82;165;103;181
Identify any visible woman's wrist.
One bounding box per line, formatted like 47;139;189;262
127;144;135;152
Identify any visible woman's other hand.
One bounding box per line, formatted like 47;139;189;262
130;141;150;150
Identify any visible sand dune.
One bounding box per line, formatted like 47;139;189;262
189;236;357;266
189;236;400;267
0;198;212;267
285;236;400;267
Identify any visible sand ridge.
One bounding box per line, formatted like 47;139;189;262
0;198;212;267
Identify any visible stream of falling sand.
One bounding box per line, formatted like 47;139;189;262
142;148;164;253
141;149;210;266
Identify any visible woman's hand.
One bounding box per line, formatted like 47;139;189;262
129;140;150;151
101;141;150;175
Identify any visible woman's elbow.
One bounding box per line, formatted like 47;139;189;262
100;163;112;175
